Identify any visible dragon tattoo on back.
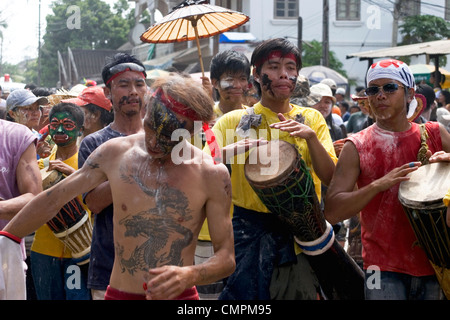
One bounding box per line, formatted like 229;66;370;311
116;158;194;276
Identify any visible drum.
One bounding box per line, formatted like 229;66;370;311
244;140;364;300
41;168;63;190
399;162;450;299
40;168;92;266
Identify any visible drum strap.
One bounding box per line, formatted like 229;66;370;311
417;124;429;165
294;221;335;256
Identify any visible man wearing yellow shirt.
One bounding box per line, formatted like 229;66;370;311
197;49;251;299
207;38;337;300
32;102;91;300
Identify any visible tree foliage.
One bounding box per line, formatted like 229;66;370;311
399;14;450;44
301;40;348;78
40;0;133;87
399;15;450;65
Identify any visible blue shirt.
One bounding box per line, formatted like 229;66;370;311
78;125;126;290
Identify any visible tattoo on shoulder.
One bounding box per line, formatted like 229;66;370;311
85;159;99;169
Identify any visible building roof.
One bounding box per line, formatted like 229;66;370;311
347;39;450;61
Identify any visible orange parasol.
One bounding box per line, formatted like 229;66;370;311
140;0;249;77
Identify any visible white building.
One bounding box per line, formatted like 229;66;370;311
131;0;450;90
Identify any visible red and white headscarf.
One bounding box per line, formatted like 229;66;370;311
366;59;417;118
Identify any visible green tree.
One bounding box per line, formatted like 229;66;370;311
399;15;450;65
40;0;133;87
301;40;348;78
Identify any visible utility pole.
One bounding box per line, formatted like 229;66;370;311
322;0;329;67
297;16;302;53
391;0;401;47
38;0;41;86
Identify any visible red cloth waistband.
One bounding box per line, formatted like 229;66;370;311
104;285;199;300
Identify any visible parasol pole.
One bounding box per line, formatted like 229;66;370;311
191;17;205;78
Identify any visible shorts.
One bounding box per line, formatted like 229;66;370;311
104;285;199;300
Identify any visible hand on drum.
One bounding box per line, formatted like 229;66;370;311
222;138;268;162
447;207;450;228
36;140;52;159
429;151;450;163
270;113;315;140
373;161;421;192
47;160;76;176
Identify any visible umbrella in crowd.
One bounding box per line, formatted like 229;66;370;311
299;65;348;87
410;64;450;89
140;0;249;77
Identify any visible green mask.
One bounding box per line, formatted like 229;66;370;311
49;111;81;147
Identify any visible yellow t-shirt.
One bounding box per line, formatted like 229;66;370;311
32;149;91;258
202;102;337;251
443;189;450;207
198;103;248;241
208;102;337;212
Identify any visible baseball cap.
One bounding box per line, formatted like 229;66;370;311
310;83;337;103
320;78;337;90
63;86;112;111
6;89;49;112
336;87;346;95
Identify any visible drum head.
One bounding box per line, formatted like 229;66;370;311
399;162;450;208
41;168;62;190
245;140;298;188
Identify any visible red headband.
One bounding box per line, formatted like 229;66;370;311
152;88;221;164
153;88;200;121
254;50;297;68
105;69;145;85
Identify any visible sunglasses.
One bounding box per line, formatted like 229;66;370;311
365;83;405;96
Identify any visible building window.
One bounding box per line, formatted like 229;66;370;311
336;0;360;21
274;0;299;19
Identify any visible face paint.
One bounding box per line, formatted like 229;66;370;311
49;111;80;146
220;78;235;90
144;96;188;157
288;76;297;85
261;73;273;95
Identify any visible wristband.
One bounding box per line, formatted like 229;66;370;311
0;231;22;244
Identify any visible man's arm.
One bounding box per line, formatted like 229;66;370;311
324;141;420;225
79;137;113;214
84;182;113;214
0;143;42;220
4;144;109;238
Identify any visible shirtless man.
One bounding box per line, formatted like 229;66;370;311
2;74;235;300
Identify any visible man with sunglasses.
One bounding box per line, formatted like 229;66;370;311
325;59;450;300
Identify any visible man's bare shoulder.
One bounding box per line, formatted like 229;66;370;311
97;132;143;151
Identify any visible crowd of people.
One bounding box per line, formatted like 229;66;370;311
1;38;450;301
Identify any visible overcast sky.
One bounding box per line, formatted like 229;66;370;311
0;0;119;65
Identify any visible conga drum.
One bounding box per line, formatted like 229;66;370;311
399;162;450;299
244;140;365;300
40;168;92;265
41;167;63;189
